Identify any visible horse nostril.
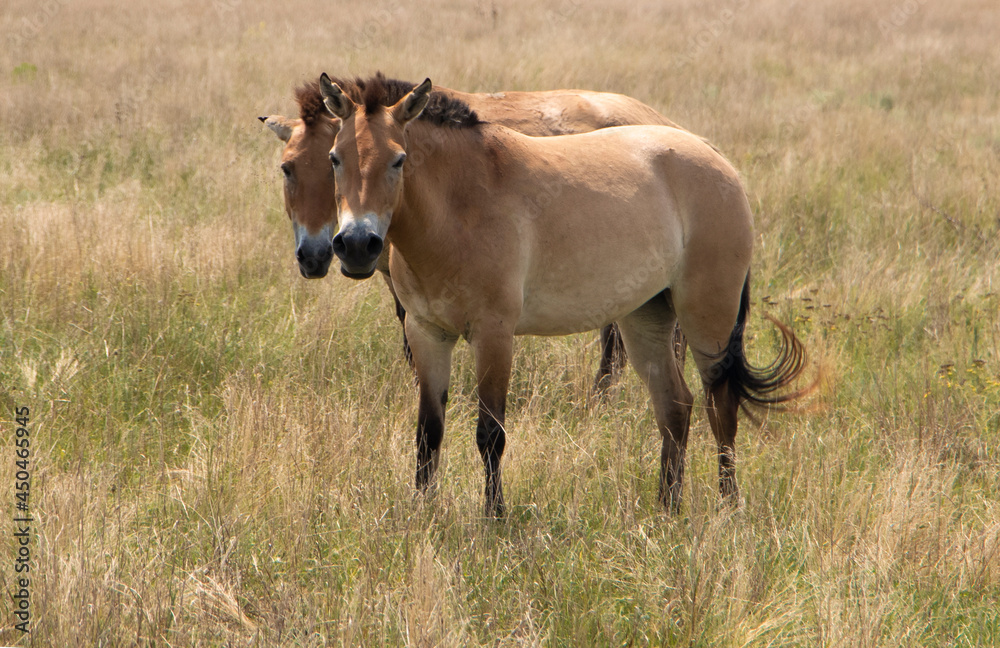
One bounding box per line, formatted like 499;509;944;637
319;243;334;263
332;234;347;256
366;236;384;257
296;247;307;263
300;256;317;273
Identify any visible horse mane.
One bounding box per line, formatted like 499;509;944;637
295;81;331;128
323;71;481;128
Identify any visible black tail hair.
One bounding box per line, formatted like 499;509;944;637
707;274;809;413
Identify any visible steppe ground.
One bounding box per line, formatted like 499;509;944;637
1;0;998;645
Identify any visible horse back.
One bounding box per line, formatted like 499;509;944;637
447;88;679;136
474;124;753;335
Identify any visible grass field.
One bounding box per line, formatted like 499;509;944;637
1;0;999;645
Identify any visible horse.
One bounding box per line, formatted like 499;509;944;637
260;75;691;392
316;73;809;517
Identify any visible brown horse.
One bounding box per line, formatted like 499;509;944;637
260;76;689;391
318;73;808;517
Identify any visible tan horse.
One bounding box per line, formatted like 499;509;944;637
260;75;688;390
318;73;809;517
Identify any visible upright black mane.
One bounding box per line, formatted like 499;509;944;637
295;80;330;128
323;72;481;128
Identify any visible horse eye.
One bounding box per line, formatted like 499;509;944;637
280;162;292;178
392;153;406;169
329;152;341;168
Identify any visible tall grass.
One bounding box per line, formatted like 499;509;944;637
1;0;998;645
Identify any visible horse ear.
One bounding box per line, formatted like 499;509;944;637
260;115;296;142
394;78;432;124
319;73;355;120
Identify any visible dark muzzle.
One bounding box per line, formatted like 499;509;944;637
296;238;334;278
332;224;383;279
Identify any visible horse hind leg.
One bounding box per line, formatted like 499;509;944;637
706;376;740;504
677;292;746;508
672;323;687;373
681;274;807;508
592;323;627;395
685;331;744;507
592;322;685;395
617;293;694;513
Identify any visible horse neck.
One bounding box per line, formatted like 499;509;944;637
390;121;494;265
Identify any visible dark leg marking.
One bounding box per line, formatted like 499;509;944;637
476;406;507;518
707;382;740;505
593;323;628;395
415;388;446;492
476;401;507;518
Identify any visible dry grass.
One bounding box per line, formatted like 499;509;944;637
1;0;999;645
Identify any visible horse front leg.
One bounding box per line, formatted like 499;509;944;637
405;317;457;494
472;330;514;518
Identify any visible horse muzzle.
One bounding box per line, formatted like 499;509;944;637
295;238;334;279
332;223;383;280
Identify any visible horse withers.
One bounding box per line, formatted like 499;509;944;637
319;73;809;517
260;75;690;391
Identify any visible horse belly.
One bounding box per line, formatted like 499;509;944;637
514;171;684;336
515;256;676;336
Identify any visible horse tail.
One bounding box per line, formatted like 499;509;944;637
707;273;810;412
